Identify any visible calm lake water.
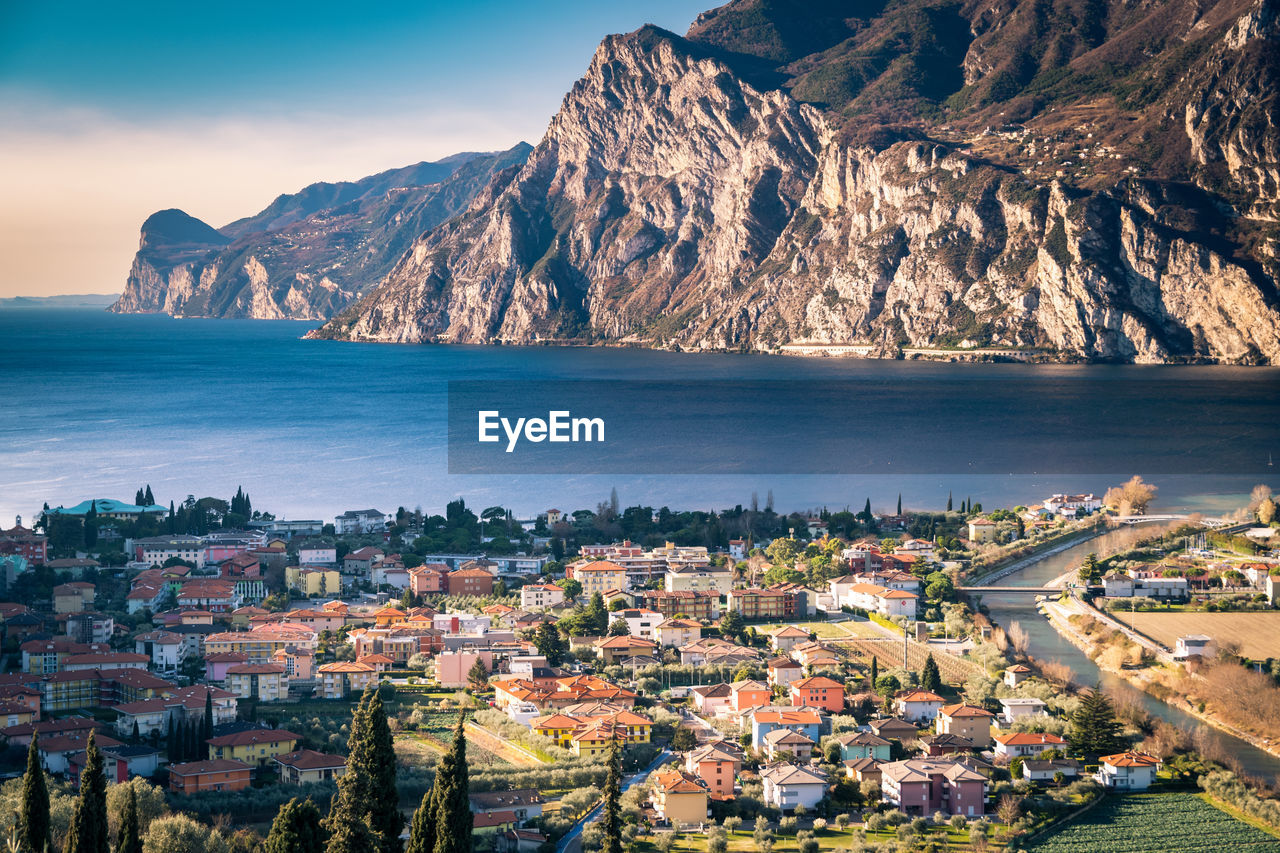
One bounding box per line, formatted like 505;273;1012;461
0;308;1277;522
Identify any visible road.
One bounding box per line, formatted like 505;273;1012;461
557;748;672;853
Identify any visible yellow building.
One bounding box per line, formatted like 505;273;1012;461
569;561;628;596
651;770;710;827
531;713;581;748
968;518;999;543
285;567;341;597
207;728;300;766
654;618;702;648
203;626;319;663
316;661;378;699
936;703;995;747
224;663;288;702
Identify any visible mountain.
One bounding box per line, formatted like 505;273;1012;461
0;294;120;309
311;0;1280;363
110;144;533;320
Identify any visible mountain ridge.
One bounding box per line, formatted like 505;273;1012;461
309;0;1280;363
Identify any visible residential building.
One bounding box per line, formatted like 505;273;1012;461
790;676;845;713
767;657;803;689
894;690;945;724
52;583;95;614
134;631;185;675
690;683;732;716
642;590;719;620
654;618;701;648
520;584;565;610
435;650;494;688
998;697;1047;725
751;707;824;750
967;519;998;543
567;561;629;596
224;663;288;702
469;789;545;824
726;588;789;619
935;704;995;747
762;728;815;761
298;548;338;567
760;763;828;813
168;759;253;794
618;608;663;640
316;661;378;699
769;625;811;653
0;523;47;564
595;635;658;665
880;759;987;816
334;509;387;535
664;565;732;595
202;625;319;663
834;731;892;761
992;732;1067;759
285;567;341;597
447;568;495;597
1003;664;1032;688
64;612;113;645
1096;752;1161;790
730;680;771;713
651;770;710;827
1023;759;1080;782
275;749;347;785
1043;494;1102;515
207;728;300;767
685;742;741;798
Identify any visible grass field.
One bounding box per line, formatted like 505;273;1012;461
1111;611;1280;659
1025;793;1280;852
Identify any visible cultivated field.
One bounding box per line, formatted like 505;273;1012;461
831;637;980;682
1111;612;1280;659
1025;793;1280;852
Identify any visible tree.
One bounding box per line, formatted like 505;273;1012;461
1259;498;1276;525
404;789;438;853
600;738;623;853
556;578;582;600
64;730;108;853
142;816;228;853
329;688;402;853
19;734;51;853
143;485;154;505
897;494;902;516
920;654;941;693
946;492;953;512
671;726;697;752
869;655;879;687
116;786;141;853
202;689;214;750
1078;553;1102;586
874;674;901;697
607;618;629;637
265;798;326;853
719;610;745;643
1069;687;1125;756
583;593;610;635
532;622;567;666
1103;476;1158;515
432;713;472;853
467;658;489;691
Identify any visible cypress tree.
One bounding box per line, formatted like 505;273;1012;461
897;494;902;516
921;654;941;693
404;789;438;853
166;718;176;761
116;785;140;853
947;492;953;512
365;690;402;853
1069;687;1125;756
869;655;878;688
143;485;154;506
432;713;470;853
265;797;326;853
134;489;145;507
203;689;214;744
324;800;379;853
19;734;51;853
63;731;108;853
600;737;623;853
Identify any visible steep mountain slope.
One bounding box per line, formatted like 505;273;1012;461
313;0;1280;363
111;145;532;319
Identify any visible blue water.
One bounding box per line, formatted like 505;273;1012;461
0;308;1277;523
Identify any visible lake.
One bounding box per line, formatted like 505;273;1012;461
0;308;1277;522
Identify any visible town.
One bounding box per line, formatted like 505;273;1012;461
0;482;1276;853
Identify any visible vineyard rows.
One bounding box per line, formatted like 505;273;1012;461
831;638;981;682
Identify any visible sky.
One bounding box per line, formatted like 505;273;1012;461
0;0;711;298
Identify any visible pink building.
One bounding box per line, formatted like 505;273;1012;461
205;652;249;682
435;650;494;688
880;759;987;817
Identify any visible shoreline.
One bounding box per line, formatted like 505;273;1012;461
1039;597;1280;764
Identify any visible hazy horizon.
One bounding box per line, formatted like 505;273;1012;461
0;1;709;299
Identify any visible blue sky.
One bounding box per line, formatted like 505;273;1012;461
0;1;711;296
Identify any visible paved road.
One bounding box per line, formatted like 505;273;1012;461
557;748;672;853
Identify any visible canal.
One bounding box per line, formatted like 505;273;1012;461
974;523;1280;783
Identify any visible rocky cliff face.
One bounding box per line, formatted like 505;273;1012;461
111;145;532;320
312;0;1280;363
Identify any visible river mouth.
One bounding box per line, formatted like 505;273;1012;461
974;522;1280;783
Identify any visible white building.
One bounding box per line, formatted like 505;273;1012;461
1044;494;1102;515
520;584;565;610
664;565;733;595
1174;634;1216;660
760;763;828;813
299;548;337;567
997;697;1047;725
1096;752;1160;790
619;608;663;640
134;630;185;675
334;509;388;535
